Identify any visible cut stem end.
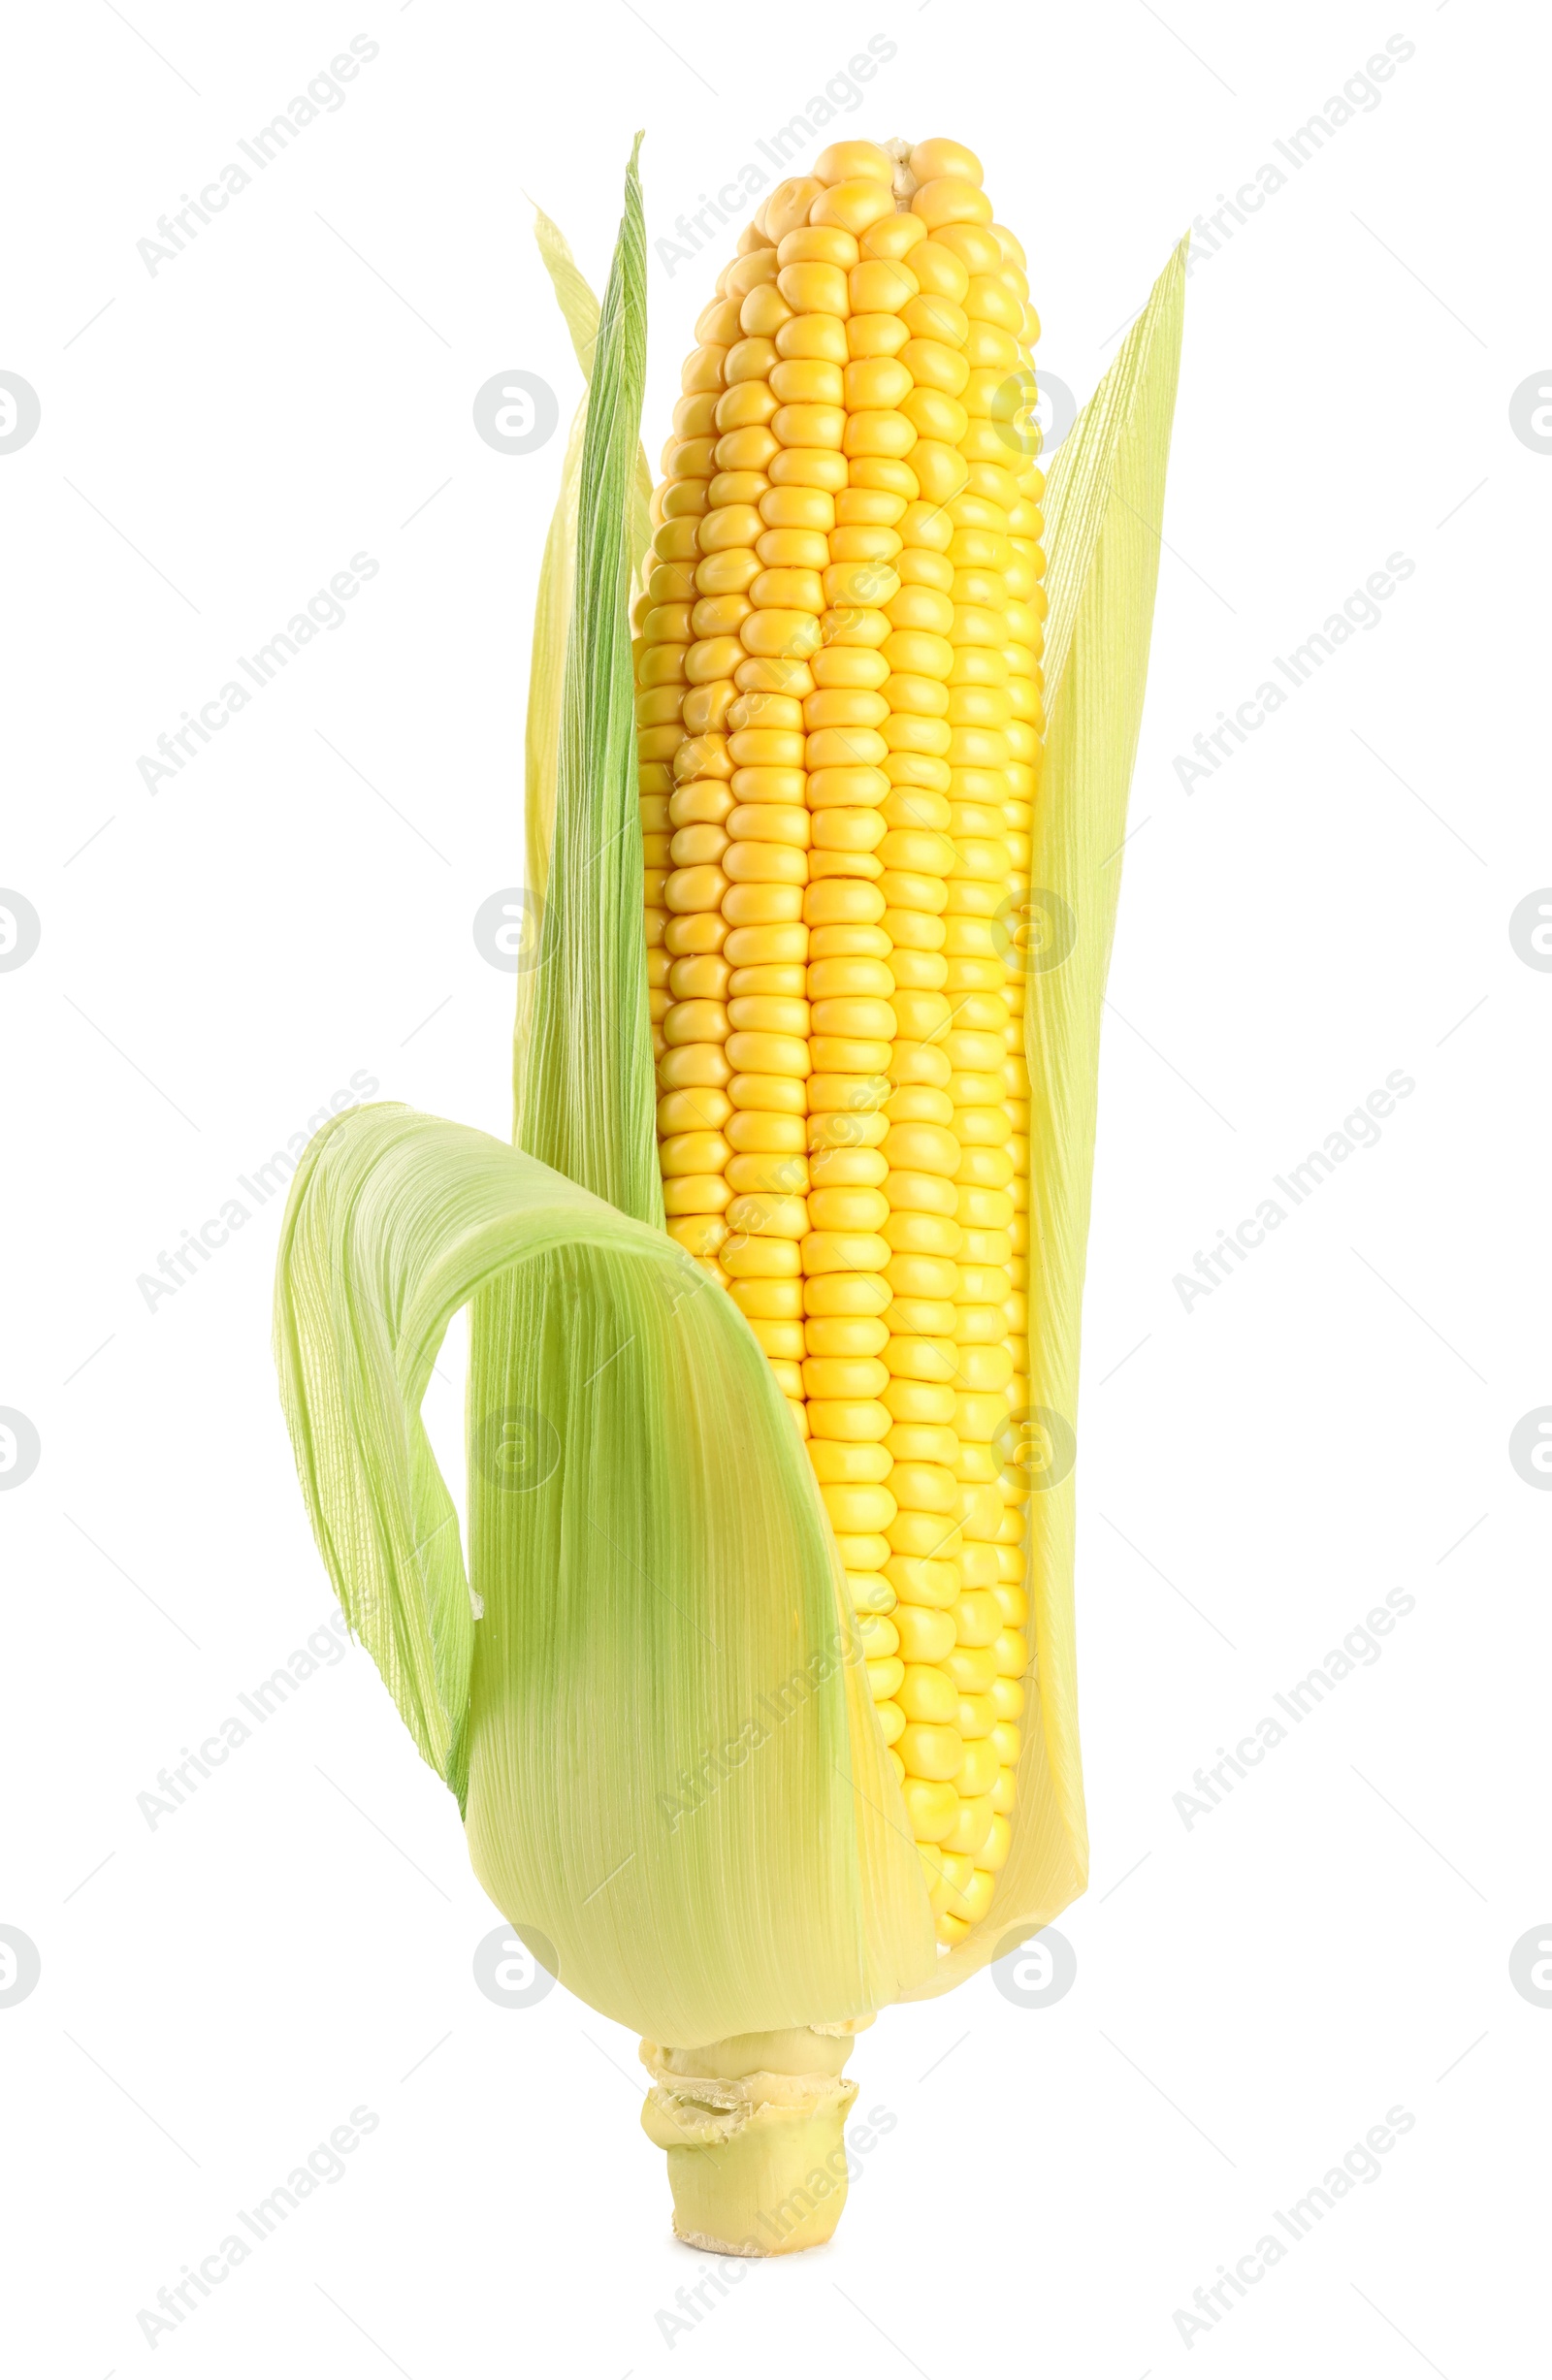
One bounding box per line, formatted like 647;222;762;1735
640;2023;868;2256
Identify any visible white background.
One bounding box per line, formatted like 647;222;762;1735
3;1;1547;2372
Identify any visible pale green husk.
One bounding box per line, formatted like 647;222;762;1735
515;200;653;1111
514;140;661;1224
275;1101;931;2040
273;142;1186;2042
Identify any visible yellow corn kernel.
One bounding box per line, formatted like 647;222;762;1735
898;1721;963;1782
942;1793;994;1856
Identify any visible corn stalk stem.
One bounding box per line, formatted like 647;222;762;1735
640;2022;869;2254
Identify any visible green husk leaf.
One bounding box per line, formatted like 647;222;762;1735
909;235;1189;1995
273;1101;934;2041
520;402;586;948
518;202;653;968
532;200;653;568
533;205;603;380
516;141;662;1224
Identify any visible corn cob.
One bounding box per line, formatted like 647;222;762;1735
275;130;1186;2271
635;136;1044;1949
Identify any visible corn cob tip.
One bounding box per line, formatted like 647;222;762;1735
881;138;915;209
